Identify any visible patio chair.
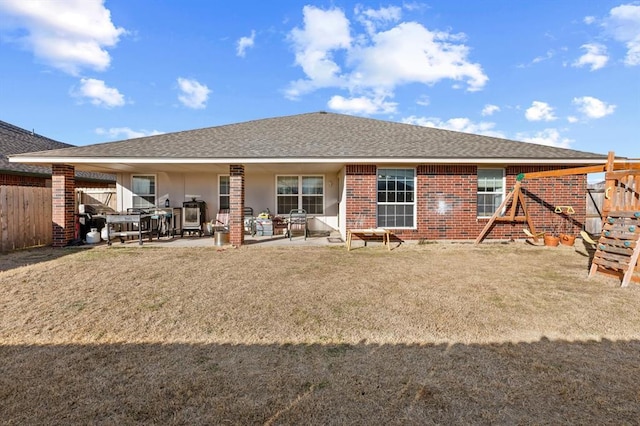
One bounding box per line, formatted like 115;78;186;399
287;209;308;240
212;208;229;233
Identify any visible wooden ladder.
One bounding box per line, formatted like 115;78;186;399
588;210;640;287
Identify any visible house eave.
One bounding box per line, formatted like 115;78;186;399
9;156;608;166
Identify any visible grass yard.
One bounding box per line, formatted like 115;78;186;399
1;242;639;424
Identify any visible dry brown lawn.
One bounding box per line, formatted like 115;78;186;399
1;242;639;424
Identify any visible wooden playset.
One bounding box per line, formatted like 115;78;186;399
475;151;640;286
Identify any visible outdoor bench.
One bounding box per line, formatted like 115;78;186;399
346;228;392;251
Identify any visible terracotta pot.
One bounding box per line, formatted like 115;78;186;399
559;233;576;246
544;234;560;247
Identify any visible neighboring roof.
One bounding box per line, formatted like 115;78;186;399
10;112;606;164
0;120;114;182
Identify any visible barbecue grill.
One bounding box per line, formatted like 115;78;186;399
182;199;206;236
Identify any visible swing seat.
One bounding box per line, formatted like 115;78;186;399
523;228;545;239
580;230;597;245
523;228;545;245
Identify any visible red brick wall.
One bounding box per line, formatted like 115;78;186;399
410;165;478;240
0;173;113;189
51;165;76;247
345;165;377;229
506;165;586;238
345;164;587;241
229;164;245;246
0;173;48;187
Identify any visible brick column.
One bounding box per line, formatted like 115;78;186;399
229;164;245;246
345;165;377;229
52;164;76;247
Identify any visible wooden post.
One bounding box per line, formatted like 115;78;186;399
475;182;519;244
602;151;616;220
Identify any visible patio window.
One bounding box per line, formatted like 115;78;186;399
276;175;324;215
477;168;505;218
377;169;415;228
132;174;156;209
219;175;230;210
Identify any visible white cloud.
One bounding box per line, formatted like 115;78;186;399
584;16;596;25
516;129;573;149
236;30;255;57
350;22;487;91
74;78;125;107
286;5;488;103
532;50;555;64
286;6;351;98
328;94;397;114
525;101;557;122
481;104;500;116
572;96;616;119
354;5;402;36
96;127;164;139
572;43;608;70
177;77;211;109
604;4;640;66
0;0;126;75
416;95;430;106
403;2;426;12
402;115;505;138
567;116;579;123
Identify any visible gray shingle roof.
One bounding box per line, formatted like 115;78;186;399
10;112;606;161
1;120;115;182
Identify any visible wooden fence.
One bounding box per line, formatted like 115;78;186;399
586;181;605;235
76;188;117;211
0;185;52;252
0;186;118;252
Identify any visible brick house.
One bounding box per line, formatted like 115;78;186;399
9;112;607;247
1;120;115;188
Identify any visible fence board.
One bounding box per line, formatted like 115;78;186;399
586;182;604;235
76;188;117;211
0;187;9;250
18;187;25;249
0;185;52;252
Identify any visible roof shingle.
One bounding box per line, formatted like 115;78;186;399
10;112;606;161
1;120;114;181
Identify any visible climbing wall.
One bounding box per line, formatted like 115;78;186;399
589;210;640;287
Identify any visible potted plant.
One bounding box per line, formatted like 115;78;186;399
543;221;560;247
544;231;560;247
559;232;576;246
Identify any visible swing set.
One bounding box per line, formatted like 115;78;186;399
475;151;640;286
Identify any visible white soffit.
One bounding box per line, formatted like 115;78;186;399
10;156;608;165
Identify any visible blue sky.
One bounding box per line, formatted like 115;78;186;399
0;1;638;159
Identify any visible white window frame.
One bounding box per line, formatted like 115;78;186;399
477;168;506;218
275;175;325;216
131;174;157;209
376;168;416;229
218;175;230;210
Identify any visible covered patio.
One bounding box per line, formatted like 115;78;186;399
91;230;346;248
